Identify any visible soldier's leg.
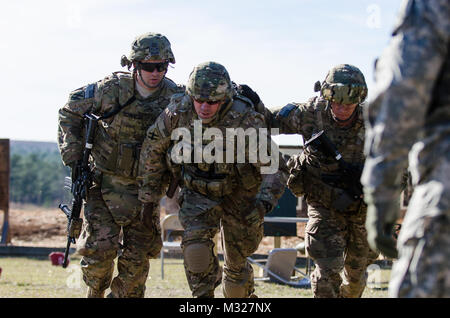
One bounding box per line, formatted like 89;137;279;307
341;210;379;298
220;195;263;298
179;190;223;298
77;185;120;297
109;205;162;298
305;202;346;298
101;175;162;298
390;180;450;298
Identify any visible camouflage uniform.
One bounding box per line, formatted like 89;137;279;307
361;0;450;297
138;61;287;298
57;33;183;297
273;64;378;298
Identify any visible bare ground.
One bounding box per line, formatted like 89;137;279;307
2;203;306;254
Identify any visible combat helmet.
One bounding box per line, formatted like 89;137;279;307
186;61;234;102
121;32;175;69
318;64;367;105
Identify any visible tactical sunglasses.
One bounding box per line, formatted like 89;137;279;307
194;99;222;105
138;62;168;72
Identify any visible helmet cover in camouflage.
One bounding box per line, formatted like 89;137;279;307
320;64;367;104
186;61;234;102
121;32;175;68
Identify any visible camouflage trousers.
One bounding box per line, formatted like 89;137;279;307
390;172;450;297
178;188;263;298
305;200;379;298
76;173;162;297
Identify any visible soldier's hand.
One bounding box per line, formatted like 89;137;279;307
238;84;261;106
140;203;155;229
69;160;81;182
68;217;83;239
365;202;399;259
245;200;271;226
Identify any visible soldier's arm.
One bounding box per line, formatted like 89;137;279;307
248;113;289;211
137;105;177;204
271;100;317;136
362;0;450;201
57;83;100;166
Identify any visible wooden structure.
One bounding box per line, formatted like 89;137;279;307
0;139;10;244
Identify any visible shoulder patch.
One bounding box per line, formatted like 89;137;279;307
279;104;297;117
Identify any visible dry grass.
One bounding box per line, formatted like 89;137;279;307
0;255;390;298
0;204;390;298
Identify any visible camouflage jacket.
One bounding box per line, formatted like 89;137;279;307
273;96;365;176
138;92;287;209
361;0;450;213
57;71;183;180
271;97;366;209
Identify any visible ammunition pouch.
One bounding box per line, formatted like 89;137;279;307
116;142;141;178
93;137;142;179
183;164;234;198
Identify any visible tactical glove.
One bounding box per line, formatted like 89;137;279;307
237;84;261;106
69;160;81;182
68;217;83;239
245;200;271;226
365;201;399;259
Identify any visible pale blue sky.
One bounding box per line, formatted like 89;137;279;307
0;0;403;142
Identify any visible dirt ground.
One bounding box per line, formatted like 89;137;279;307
2;203;305;254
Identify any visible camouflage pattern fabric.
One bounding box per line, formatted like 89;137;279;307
58;67;182;297
305;202;379;297
186;61;234;102
271;75;378;297
320;64;368;105
361;0;450;297
178;189;264;297
121;32;175;68
77;172;162;297
138;65;287;297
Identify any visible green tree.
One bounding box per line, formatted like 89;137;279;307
10;151;70;206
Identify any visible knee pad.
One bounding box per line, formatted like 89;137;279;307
223;279;248;298
184;243;211;273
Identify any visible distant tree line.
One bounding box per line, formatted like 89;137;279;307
10;150;70;206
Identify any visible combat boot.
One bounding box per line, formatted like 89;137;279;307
86;287;105;298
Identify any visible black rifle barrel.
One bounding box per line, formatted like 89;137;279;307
60;113;100;269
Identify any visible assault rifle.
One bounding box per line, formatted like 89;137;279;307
304;130;363;202
59;113;100;268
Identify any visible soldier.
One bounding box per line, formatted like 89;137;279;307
138;61;287;298
272;64;379;298
361;0;449;297
57;32;184;297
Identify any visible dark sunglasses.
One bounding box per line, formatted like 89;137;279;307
138;62;168;72
194;99;222;105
